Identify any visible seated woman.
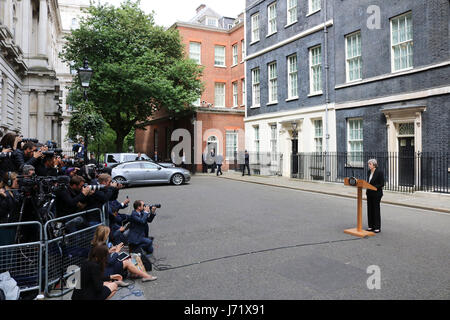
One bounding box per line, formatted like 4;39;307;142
91;225;157;283
71;244;120;300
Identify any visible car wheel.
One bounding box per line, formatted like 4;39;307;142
171;173;184;186
114;176;128;187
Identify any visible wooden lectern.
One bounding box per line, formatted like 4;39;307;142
344;177;377;238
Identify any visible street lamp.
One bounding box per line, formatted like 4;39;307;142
78;57;93;101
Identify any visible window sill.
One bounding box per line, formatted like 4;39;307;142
306;9;321;17
391;66;414;74
345;78;362;84
344;164;364;169
214;65;227;68
250;105;260;109
308;91;323;97
231;63;238;68
240;60;245;64
284;20;298;28
266;32;277;38
267;101;278;106
286;97;299;102
250;40;260;45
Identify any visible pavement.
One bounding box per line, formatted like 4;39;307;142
198;171;450;214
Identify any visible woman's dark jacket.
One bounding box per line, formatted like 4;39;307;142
366;168;384;197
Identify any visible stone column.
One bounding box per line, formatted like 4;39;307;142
21;90;30;137
37;90;46;141
3;0;13;30
38;0;48;56
20;0;31;55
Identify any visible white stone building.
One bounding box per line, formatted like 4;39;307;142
0;0;87;149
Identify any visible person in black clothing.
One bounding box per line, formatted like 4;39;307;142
35;154;58;177
242;150;250;176
0;133;22;177
71;244;120;300
135;152;145;161
366;159;384;233
88;153;98;165
84;173;122;225
13;142;42;173
0;172;21;245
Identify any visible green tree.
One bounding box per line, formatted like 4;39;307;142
60;0;203;152
67;100;106;163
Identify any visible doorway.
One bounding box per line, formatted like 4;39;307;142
398;136;415;186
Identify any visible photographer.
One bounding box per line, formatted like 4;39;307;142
35;154;58;177
0;172;21;245
0;133;21;177
14;142;42;173
84;173;122;226
109;199;130;245
128;200;157;255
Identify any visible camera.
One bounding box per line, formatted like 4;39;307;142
21;138;39;144
0;152;13;159
145;204;161;209
62;158;83;166
348;177;358;186
83;183;106;192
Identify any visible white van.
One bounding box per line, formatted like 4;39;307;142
103;153;175;168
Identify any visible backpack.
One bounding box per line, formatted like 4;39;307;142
0;272;20;300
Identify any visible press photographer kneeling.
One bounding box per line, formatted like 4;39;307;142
128;200;159;255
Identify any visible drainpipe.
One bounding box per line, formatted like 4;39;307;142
323;0;330;181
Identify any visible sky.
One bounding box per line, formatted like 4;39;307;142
99;0;246;28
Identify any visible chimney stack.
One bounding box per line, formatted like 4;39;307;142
196;4;206;13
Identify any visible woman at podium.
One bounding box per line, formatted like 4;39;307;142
366;159;384;233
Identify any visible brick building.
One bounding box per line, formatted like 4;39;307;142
135;4;246;172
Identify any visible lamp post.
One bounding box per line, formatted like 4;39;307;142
77;57;93;164
78;57;93;102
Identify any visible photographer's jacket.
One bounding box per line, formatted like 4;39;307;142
128;210;155;245
14;150;39;172
0;190;21;223
55;188;88;218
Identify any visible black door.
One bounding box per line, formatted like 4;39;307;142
399;137;415;186
291;138;298;177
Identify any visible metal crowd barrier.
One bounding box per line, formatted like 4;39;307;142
43;208;104;298
0;222;43;295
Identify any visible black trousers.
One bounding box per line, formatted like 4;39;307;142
242;163;250;175
367;194;382;230
216;164;222;175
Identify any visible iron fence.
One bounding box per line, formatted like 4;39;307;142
290;152;449;194
43;208;104;298
228;151;283;176
0;222;43;294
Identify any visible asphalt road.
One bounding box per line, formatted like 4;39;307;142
115;175;450;300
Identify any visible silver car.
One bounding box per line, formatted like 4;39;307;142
111;161;191;186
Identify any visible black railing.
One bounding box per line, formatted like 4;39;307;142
229;151;283;176
290;152;449;194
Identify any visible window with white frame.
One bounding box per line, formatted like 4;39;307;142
268;2;277;35
192;97;201;106
391;12;413;72
251;13;260;42
347;119;363;166
287;54;298;99
232;81;238;107
214;45;226;67
252;68;260;107
242;79;246;106
241;40;245;61
232;44;238;65
287;0;297;25
226;131;238;160
206;17;218;27
268;62;278;103
309;46;322;94
254;126;260;159
189;42;201;64
214;83;225;107
314;119;323;153
270;124;277;162
309;0;321;14
346;32;362;82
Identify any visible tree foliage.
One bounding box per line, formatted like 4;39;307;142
60;0;203;152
